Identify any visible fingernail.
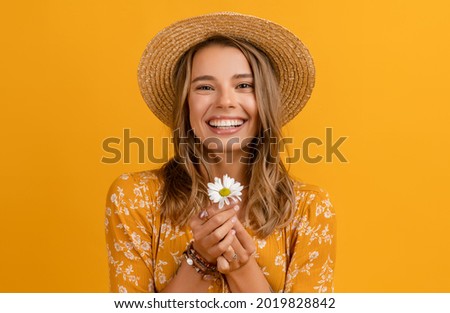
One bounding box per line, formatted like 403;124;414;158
231;229;236;235
234;205;239;211
232;198;238;204
231;217;237;223
199;210;208;219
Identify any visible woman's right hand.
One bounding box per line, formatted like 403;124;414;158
216;218;256;274
188;202;240;264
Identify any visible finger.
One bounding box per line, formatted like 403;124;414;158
216;256;230;273
232;219;256;254
195;210;237;241
222;246;237;263
189;208;206;230
207;198;240;217
203;216;237;248
190;207;234;238
208;228;236;257
192;202;240;229
230;236;247;260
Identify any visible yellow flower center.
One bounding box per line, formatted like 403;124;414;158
219;188;231;197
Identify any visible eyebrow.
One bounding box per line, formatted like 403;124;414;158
191;73;253;83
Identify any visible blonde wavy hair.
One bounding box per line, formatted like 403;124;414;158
156;36;296;238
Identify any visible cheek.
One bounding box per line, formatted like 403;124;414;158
246;100;260;133
188;98;205;134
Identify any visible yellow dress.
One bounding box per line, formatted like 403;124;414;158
105;170;336;293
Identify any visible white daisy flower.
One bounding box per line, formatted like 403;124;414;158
207;174;244;209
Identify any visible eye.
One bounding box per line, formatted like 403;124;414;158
196;85;214;91
237;83;253;89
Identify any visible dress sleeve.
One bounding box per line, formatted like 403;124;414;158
285;186;337;292
105;173;155;293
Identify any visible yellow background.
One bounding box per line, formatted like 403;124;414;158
1;0;449;292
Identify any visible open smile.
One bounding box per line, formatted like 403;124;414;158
205;117;248;134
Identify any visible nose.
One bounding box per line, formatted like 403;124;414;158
216;88;236;109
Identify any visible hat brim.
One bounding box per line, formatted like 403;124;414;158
138;12;315;127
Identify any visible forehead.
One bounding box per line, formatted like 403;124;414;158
191;44;252;76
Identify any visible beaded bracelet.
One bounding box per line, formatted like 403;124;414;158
183;242;219;281
186;242;217;272
185;242;217;274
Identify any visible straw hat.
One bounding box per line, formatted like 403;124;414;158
138;12;315;127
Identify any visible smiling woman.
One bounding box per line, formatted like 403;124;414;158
188;42;259;153
105;12;336;293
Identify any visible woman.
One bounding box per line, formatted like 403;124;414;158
105;12;336;293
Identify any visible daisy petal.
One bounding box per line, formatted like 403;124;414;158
207;174;244;209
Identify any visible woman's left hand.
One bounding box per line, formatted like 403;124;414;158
216;218;256;274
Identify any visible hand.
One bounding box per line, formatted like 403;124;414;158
188;202;240;263
216;218;256;274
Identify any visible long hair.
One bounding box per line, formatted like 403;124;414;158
156;36;296;238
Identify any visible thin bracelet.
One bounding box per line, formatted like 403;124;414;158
186;242;217;272
183;251;219;281
183;242;219;281
184;243;218;275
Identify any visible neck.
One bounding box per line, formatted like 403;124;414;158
199;149;250;221
200;149;250;186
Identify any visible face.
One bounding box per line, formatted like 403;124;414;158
188;44;259;153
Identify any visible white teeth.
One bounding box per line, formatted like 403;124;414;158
208;119;244;127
